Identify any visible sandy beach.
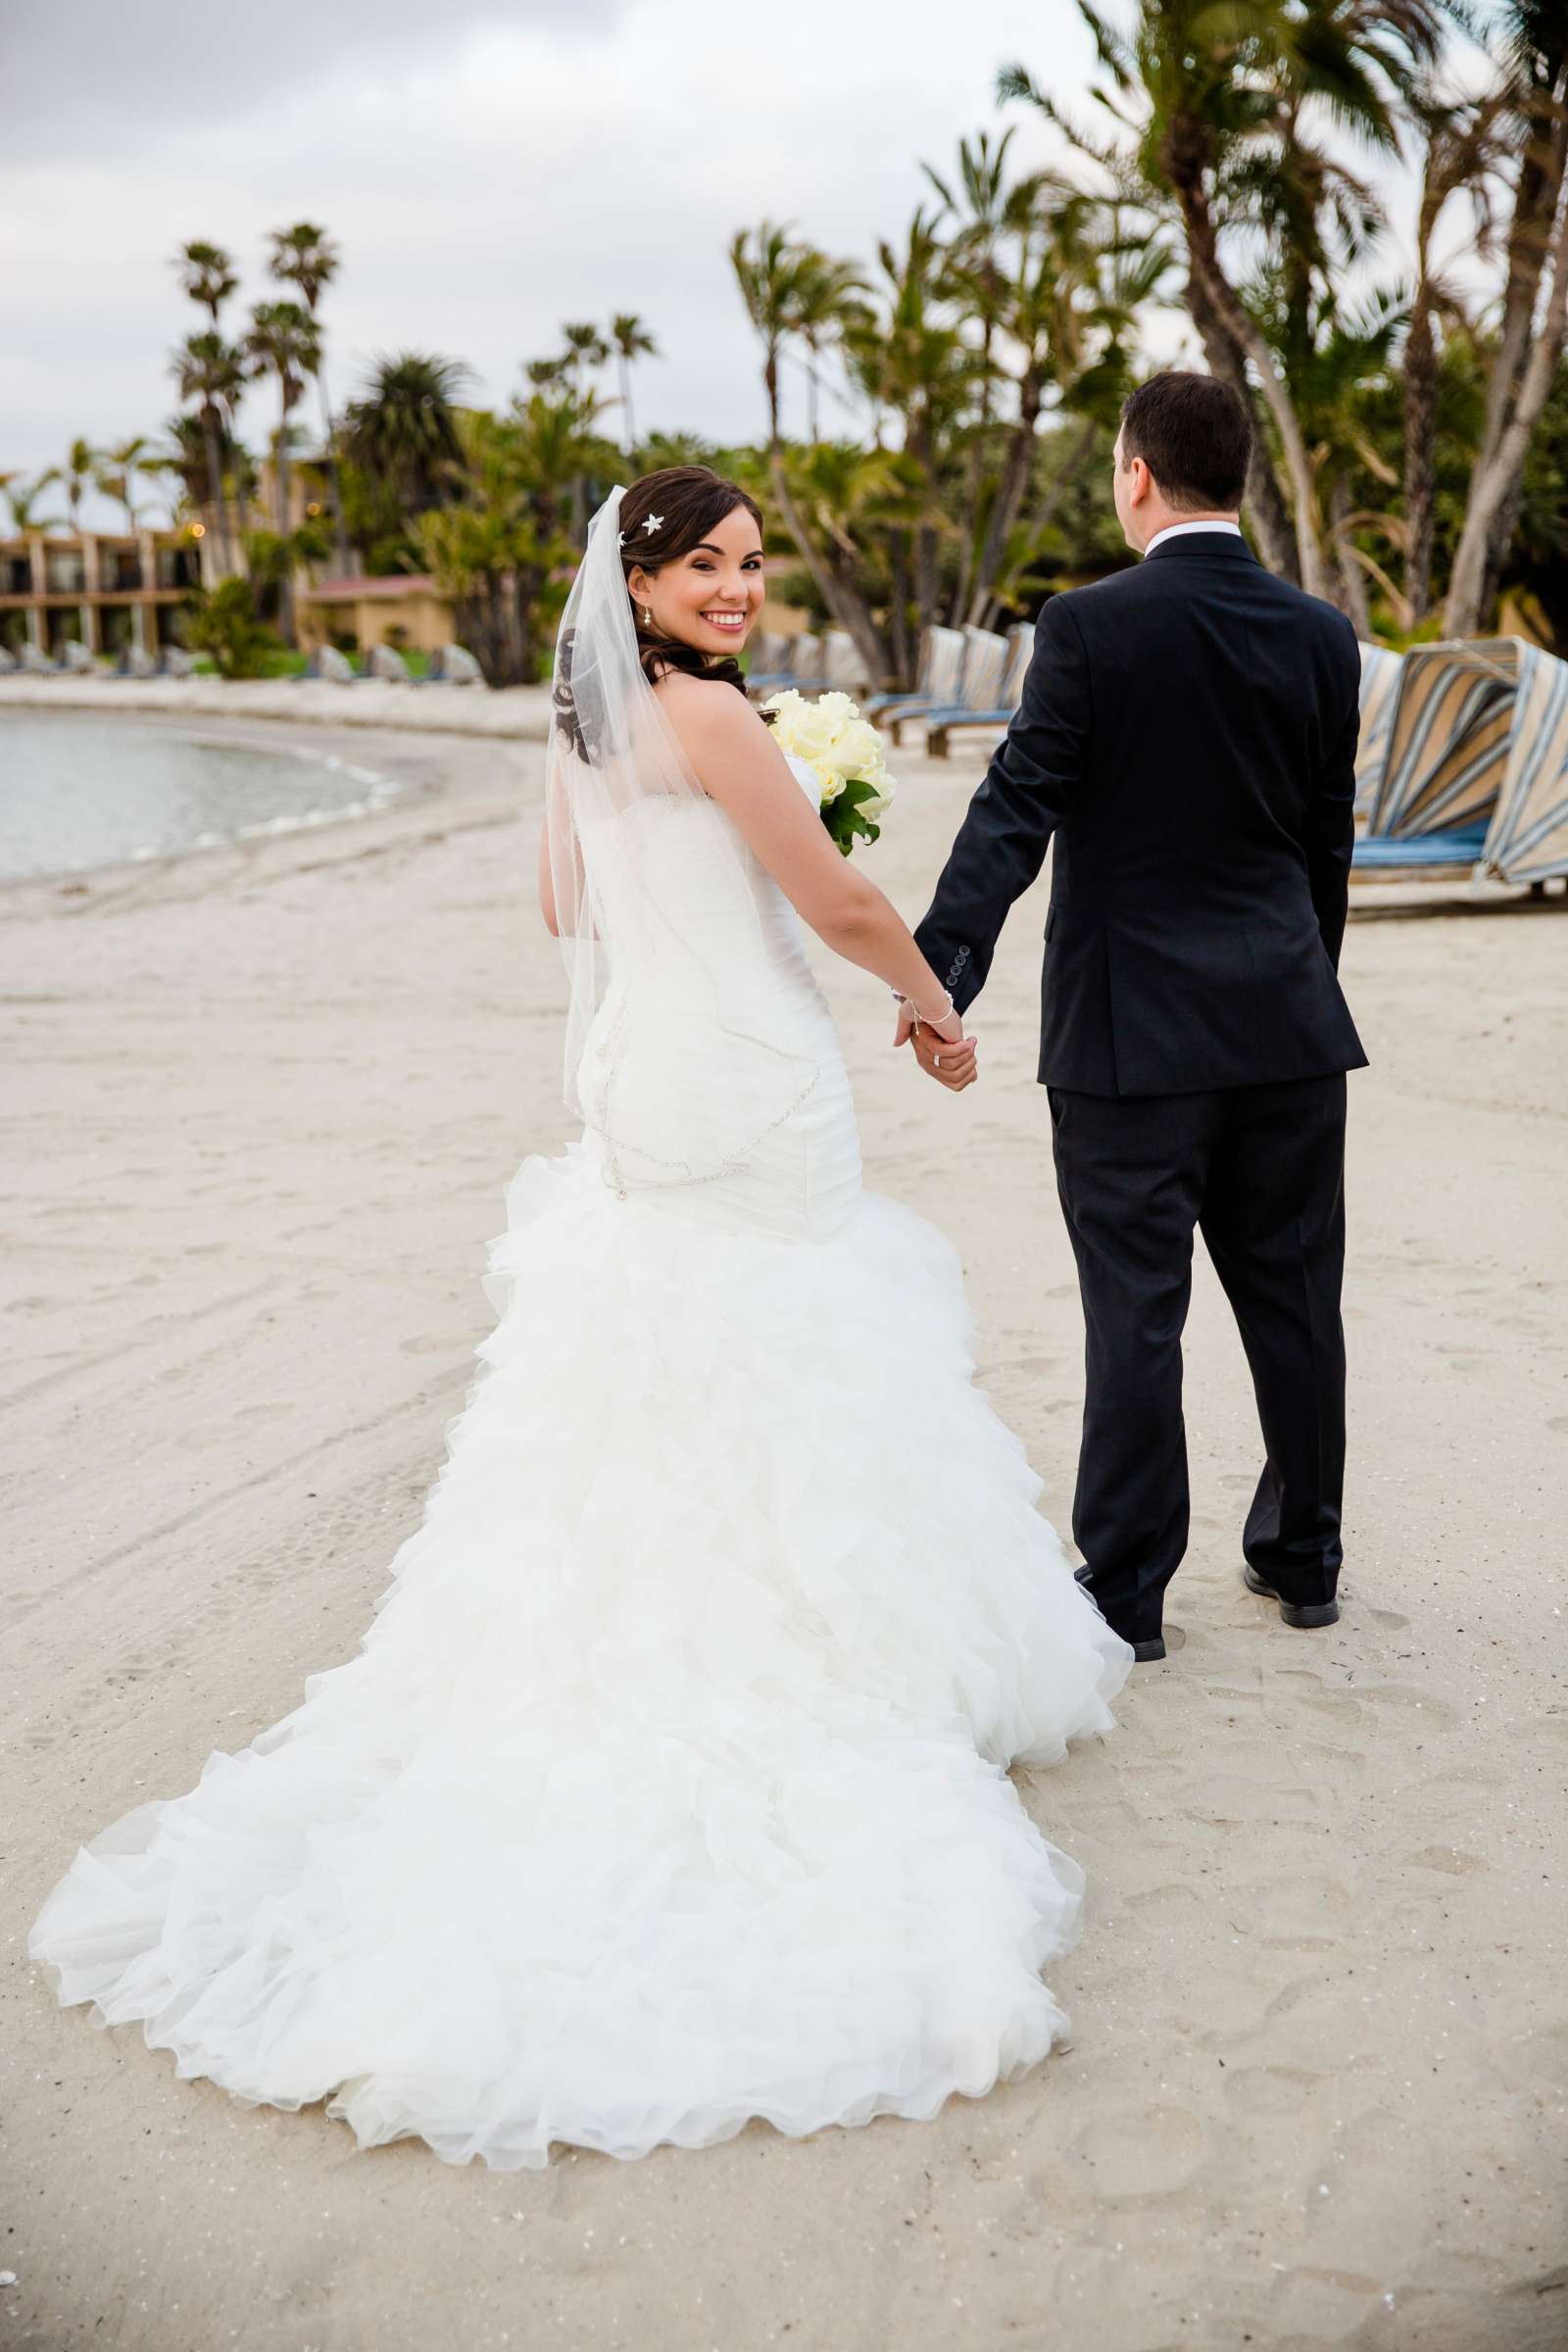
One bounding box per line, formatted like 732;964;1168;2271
3;711;1565;2352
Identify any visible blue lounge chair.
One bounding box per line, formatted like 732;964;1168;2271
866;625;966;730
922;625;1033;757
1352;821;1490;875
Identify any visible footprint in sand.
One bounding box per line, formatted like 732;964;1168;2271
1070;2103;1205;2196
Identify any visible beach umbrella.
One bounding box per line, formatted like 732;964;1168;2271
1370;641;1517;844
1366;638;1568;887
1354;641;1403;817
1484;641;1568;885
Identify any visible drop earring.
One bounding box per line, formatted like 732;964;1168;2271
641;605;652;627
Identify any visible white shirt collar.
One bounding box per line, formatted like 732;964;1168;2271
1144;518;1244;556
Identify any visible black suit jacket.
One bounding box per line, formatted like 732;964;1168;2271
913;532;1369;1096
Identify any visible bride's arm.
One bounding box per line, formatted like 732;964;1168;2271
657;675;966;1044
536;811;560;936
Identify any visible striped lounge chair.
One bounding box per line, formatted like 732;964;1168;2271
924;623;1034;758
865;625;966;732
1356;637;1568;890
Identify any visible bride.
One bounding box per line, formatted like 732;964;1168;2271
27;466;1133;2172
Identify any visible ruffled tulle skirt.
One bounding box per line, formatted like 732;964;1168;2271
28;1143;1132;2170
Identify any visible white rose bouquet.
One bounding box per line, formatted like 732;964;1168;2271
761;688;898;858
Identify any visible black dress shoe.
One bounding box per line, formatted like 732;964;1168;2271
1073;1567;1165;1660
1243;1562;1340;1629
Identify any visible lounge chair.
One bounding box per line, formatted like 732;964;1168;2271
743;630;791;696
921;624;1033;757
1354;642;1403;818
865;625;966;734
297;644;357;683
366;643;415;683
62;641;98;674
821;628;871;700
422;643;482;686
20;642;60;673
748;630;828;700
111;645;157;680
887;627;1007;747
1352;820;1490;876
1355;637;1568;890
0;645;16;673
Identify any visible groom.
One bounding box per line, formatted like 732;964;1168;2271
907;370;1366;1663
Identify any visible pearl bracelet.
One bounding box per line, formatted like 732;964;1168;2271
892;987;957;1030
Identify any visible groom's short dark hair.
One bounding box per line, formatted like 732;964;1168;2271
1119;372;1252;510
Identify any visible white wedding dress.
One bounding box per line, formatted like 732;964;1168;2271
28;751;1133;2172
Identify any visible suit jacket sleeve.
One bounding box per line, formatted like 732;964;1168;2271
1304;621;1361;972
912;594;1091;1015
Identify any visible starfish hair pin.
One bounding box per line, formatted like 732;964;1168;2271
641;513;664;536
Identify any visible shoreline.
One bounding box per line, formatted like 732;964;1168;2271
0;669;554;740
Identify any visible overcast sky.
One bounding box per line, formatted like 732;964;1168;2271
2;0;1441;529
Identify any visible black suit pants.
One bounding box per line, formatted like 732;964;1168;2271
1048;1074;1348;1644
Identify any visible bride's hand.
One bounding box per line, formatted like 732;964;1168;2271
896;999;977;1091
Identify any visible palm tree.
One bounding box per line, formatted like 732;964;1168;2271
1003;0;1447;600
340;352;471;516
1399;88;1508;622
965;181;1168;627
244;299;322;642
173;239;237;327
38;437;98;533
730;221;808;443
2;475;59;534
925;128;1030;614
779;255;868;444
95;435;155;537
268;220;350;573
1446;0;1568;633
562;322;612;406
609;313;660;456
172;330;247;571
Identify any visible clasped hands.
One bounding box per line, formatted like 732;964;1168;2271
893;995;978;1093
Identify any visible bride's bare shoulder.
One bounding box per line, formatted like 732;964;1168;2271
653;672;771;760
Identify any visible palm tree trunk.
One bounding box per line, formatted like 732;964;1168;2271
764;447;888;686
764;347;781;446
887;528;911;684
965;377;1044;626
618;354;637;456
315;359;352;576
1167;139;1330;597
200;407;227;573
274;397;296;646
1480;111;1568;461
1329;477;1371;639
1401;290;1439;625
1186;270;1299;584
1446;184;1568;636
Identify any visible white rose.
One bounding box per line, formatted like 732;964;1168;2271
829;717;885;778
760;687;807;740
814;691;858;730
809;757;847;805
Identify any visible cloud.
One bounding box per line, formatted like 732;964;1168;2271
0;0;1109;517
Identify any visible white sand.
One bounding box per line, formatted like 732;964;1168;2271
3;712;1565;2351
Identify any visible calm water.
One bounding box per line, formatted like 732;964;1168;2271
0;711;403;883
